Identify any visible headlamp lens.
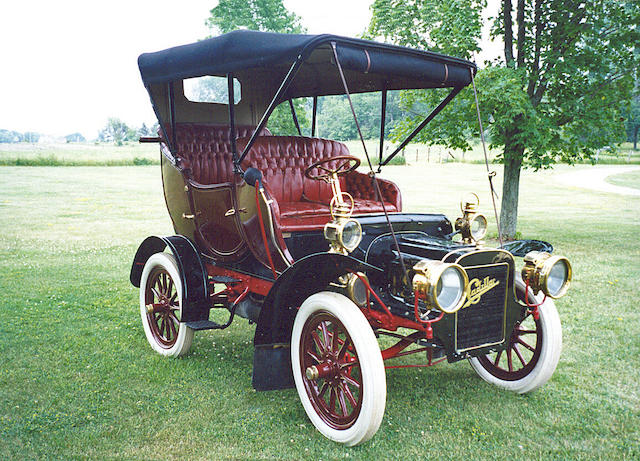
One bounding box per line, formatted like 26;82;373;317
436;267;466;313
547;259;569;298
340;219;362;251
470;214;488;240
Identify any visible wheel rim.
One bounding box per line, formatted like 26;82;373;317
299;312;363;430
477;311;542;380
144;267;181;349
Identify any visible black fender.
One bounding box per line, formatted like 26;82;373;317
501;239;553;257
251;252;381;391
130;235;209;322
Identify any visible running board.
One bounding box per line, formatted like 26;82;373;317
184;320;229;330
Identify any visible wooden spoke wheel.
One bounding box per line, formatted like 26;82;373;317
139;253;193;357
291;292;386;446
469;276;562;393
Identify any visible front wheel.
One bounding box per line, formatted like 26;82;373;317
468;276;562;393
291;292;386;446
139;253;194;357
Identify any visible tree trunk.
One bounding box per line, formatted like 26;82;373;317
499;142;524;241
634;125;638;150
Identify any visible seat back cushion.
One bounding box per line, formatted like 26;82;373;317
164;123;271;184
236;136;350;205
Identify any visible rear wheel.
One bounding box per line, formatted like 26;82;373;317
291;292;386;446
468;276;562;393
139;253;194;357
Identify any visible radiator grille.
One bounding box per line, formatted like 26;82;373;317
455;263;508;352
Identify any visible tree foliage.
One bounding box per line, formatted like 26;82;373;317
369;0;640;238
98;118;137;145
0;130;40;143
206;0;304;35
367;0;485;59
317;92;407;141
65;133;86;143
205;0;306;136
624;85;640;150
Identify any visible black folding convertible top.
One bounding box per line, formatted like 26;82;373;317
138;30;476;96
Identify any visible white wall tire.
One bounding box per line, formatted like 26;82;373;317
468;276;562;393
291;291;386;446
139;253;194;357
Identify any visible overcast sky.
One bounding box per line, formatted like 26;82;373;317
0;0;499;139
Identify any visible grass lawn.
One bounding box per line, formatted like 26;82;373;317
1;163;638;459
606;169;640;190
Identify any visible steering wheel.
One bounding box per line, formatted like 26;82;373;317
304;155;361;181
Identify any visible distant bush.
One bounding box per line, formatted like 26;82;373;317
133;157;154;165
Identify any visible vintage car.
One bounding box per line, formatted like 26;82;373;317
131;30;572;446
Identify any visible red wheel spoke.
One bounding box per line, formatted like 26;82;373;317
342;373;361;389
168;310;180;323
305;348;321;363
166;278;174;296
331;329;341;355
341;381;358;408
168;318;178;339
337;387;348;416
151;287;161;300
299;310;364;430
318;381;329;399
311;331;325;355
340;360;358;370
165;318;172;339
169;292;178;304
517;337;536;352
476;307;543;381
337;336;351;360
163;273;170;295
320;322;330;352
329;387;337;414
513;344;527;367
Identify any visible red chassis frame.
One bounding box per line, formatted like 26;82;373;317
206;265;447;370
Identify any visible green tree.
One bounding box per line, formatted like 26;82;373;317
205;0;307;136
206;0;304;35
99;118;130;146
369;0;640;239
316;93;407;141
65;133;85;143
624;87;640;150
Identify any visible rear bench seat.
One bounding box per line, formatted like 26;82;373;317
163;124;401;232
163;123;271;184
237;136;401;232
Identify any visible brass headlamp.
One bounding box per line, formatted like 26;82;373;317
522;251;572;299
324;217;362;254
455;193;488;244
412;259;469;314
324;184;362;254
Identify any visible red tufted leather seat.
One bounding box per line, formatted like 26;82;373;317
164;123;271;184
237;136;402;232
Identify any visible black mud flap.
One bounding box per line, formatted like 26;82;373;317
252;344;295;391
